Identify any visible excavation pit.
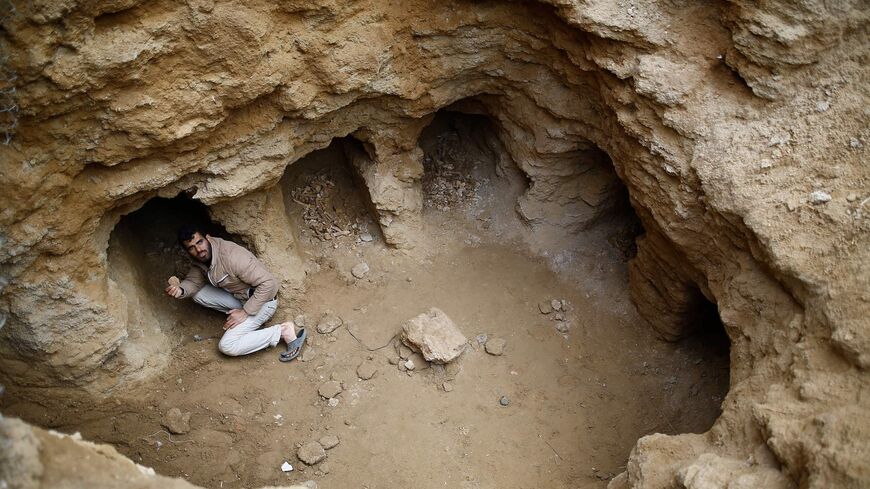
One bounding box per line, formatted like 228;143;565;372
2;136;729;489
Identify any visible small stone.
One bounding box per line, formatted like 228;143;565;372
442;382;454;392
297;441;327;465
357;360;378;380
161;407;191;435
193;334;205;342
499;396;510;406
294;314;307;327
815;100;830;112
330;372;346;384
475;334;488;346
554;312;565;321
484;337;506;356
300;347;316;362
318;380;343;399
327;398;339;407
849;138;863;149
404;359;416;371
759;159;773;169
351;262;370;279
555;322;570;333
360;232;373;242
551;299;562;311
846;193;858;202
316;314;343;334
809;190;832;204
319;434;340;450
387;354;400;365
538;301;553;314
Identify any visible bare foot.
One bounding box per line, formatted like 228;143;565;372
279;321;297;343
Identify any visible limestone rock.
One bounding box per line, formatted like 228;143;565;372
809;190;832;204
485;337;507;356
401;308;467;364
316;314;343;334
318;434;340;450
351;262;370;279
356;360;378;380
318;381;343;399
297;441;327;465
160;408;191;435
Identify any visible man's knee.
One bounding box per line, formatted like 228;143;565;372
192;288;211;307
218;337;244;357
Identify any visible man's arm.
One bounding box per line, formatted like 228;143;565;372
230;249;278;316
178;266;207;299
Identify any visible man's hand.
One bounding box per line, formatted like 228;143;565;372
165;285;183;298
224;309;248;330
165;276;183;299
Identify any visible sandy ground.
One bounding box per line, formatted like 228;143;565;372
1;133;729;489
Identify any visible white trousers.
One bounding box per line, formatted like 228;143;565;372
192;284;282;356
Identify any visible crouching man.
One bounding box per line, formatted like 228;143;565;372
165;225;307;361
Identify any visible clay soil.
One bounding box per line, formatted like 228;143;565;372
1;138;729;489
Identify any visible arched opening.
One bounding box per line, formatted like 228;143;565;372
106;194;244;361
280;137;382;249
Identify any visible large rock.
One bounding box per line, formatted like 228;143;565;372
400;308;467;364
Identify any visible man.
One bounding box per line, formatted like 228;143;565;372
165;225;306;361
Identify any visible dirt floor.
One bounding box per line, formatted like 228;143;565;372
1;127;729;489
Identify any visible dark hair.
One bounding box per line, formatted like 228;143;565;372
177;224;204;245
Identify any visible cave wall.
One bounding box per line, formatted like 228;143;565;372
0;1;867;488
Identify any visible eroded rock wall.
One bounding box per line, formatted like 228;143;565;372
0;415;312;489
0;1;867;488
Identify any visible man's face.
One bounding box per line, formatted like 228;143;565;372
183;232;212;263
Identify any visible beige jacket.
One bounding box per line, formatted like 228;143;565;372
179;236;278;316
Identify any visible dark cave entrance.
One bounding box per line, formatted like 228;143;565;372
107;194;243;343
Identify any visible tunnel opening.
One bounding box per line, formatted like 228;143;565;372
106;194;246;355
280;137;382;249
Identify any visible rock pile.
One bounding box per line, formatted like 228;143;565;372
539;299;572;332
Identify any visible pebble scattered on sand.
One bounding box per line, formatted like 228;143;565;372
357;360;378;380
316;313;343;334
351;262;370;279
297;441;327;465
161;407;191;435
319;434;340;450
809;190;832;204
485;337;506;356
318;380;343;399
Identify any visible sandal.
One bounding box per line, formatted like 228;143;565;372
279;328;307;362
